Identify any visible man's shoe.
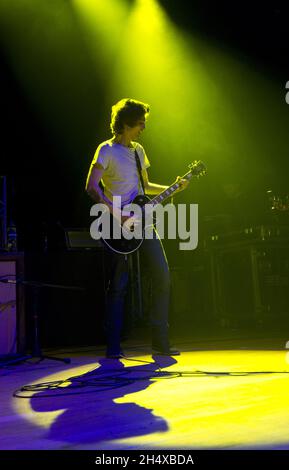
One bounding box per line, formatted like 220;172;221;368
152;346;180;356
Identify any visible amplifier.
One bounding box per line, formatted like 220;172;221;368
206;240;289;328
205;225;289;248
0;253;25;354
64;229;103;250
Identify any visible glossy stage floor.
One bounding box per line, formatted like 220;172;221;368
1;335;289;450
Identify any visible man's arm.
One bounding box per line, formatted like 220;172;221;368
142;168;189;195
86;163;104;201
85;163;113;207
86;163;127;221
141;168;168;195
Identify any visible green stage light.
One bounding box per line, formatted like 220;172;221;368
73;0;131;71
107;0;221;168
1;0;288;199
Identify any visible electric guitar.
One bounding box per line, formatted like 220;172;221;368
94;160;206;254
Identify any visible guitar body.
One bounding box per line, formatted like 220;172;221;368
95;160;206;255
101;194;151;255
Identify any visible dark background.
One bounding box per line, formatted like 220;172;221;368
1;1;289;245
1;1;289;347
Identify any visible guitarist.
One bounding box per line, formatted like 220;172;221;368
86;98;188;358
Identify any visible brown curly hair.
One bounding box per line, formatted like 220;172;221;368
110;98;150;135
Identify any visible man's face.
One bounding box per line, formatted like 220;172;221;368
126;116;146;140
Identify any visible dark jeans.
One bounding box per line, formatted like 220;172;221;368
104;231;170;355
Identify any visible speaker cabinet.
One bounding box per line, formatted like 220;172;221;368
0;253;25;354
24;250;106;348
207;240;289;328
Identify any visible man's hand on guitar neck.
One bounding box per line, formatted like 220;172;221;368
174;176;190;193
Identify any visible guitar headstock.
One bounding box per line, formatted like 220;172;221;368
189;160;207;177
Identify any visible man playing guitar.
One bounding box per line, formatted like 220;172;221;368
86;98;188;358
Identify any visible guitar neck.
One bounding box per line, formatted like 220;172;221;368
149;170;193;206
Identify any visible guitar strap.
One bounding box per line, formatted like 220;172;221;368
134;150;146;196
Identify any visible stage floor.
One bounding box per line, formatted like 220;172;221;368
1;335;289;450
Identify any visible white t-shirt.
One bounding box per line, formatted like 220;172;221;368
90;139;150;205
